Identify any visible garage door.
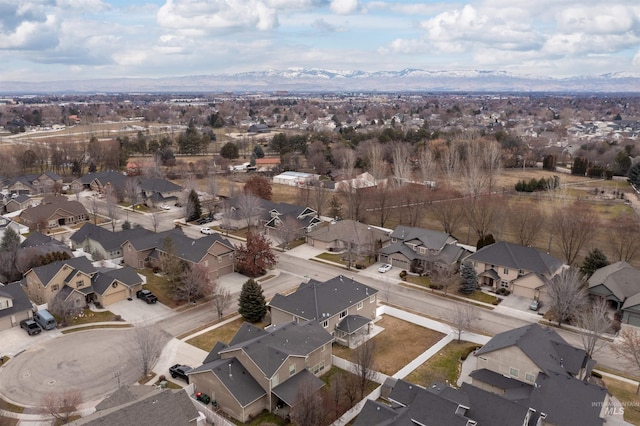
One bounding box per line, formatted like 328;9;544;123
102;288;128;306
512;284;535;300
627;314;640;327
391;258;409;269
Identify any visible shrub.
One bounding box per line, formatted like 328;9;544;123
399;270;407;280
460;345;481;361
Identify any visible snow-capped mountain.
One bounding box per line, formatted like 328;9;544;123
3;68;640;94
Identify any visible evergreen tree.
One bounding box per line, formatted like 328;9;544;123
253;145;265;158
459;261;478;295
476;234;495;250
187;189;202;221
220;142;239;159
328;195;342;220
238;279;267;323
581;248;609;278
628;163;640;188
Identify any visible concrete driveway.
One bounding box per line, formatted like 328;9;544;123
105;298;175;326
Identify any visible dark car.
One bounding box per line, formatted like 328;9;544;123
136;289;158;304
20;319;42;336
169;364;192;383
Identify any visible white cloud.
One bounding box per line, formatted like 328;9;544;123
157;0;279;32
378;37;429;55
330;0;358;15
0;13;58;50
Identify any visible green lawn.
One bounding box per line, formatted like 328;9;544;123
404;341;480;386
459;291;499;305
62;308;119;326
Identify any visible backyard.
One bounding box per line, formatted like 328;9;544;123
404;341;480;386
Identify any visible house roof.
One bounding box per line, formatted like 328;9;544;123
336;315;371;334
20;199;88;223
79;171;128;188
475;323;587;377
469;368;533;400
272;369;325;407
30;256;97;287
9;194;31;204
460;382;533;426
21;231;72;255
588;261;640;303
268;275;378;322
220;320;333;378
138;177;182;194
70;223;151;252
92;267;142;295
192;357;266;407
0;282;32;319
390;225;456;251
69;387;200;426
306;219;390;245
465;241;563;276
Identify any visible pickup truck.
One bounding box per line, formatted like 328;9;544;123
169;364;192;383
136;289;158;304
20;319;42;336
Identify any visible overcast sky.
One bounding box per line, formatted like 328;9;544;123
1;0;639;82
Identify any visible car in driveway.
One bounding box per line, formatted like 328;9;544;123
169;364;192;383
378;263;392;273
20;319;42;336
200;227;213;235
529;299;542;311
160;204;171;210
136;289;158;304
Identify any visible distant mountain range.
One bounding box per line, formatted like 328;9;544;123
3;68;640;94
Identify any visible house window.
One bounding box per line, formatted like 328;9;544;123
272;374;279;387
218;257;222;263
204;260;208;267
339;310;347;319
289;364;296;376
357;301;363;310
370;295;375;303
322;320;328;328
510;368;519;378
525;373;535;383
77;280;84;288
501;281;509;289
419;247;426;254
52;285;59;291
503;268;509;274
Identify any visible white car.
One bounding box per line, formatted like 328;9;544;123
200;227;213;235
378;263;392;273
160;204;171;210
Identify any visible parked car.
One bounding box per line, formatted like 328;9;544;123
200;227;213;235
136;289;158;304
169;364;192;383
20;319;42;336
160;204;171;210
529;299;542;311
378;263;392;273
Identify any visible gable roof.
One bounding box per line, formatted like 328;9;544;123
587;261;640;303
29;256;97;286
191;357;266;407
268;275;378;322
220;320;333;378
138;176;182;194
465;241;563;276
92;267;142;295
306;219;390;245
70;222;151;252
0;282;32;318
475;323;588;377
20;199;88;223
390;225;456;250
21;231;72;255
272;369;325;407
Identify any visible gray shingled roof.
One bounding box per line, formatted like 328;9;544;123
465;241;563;276
138;177;182;194
268;275;378;322
70;223;151;252
588;261;640;303
475;323;587;377
191;357;266;407
20;199;88;223
469;369;533;400
220;320;333;378
31;256;96;287
0;282;32;319
336;315;370;334
91;267;142;295
390;225;456;250
306;219;390;245
272;369;324;407
460;382;532;426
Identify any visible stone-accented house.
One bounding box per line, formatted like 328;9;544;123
305;219;390;256
0;282;34;331
70;223;150;260
269;275;378;347
5;194;36;213
588;261;640;326
19;198;89;231
68;386;201;425
378;225;467;274
188;320;333;423
464;241;564;302
23;256;143;307
121;228;235;281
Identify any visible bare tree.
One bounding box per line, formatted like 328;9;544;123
370;181;392;227
576;298;611;365
609;213;640;262
507;203;546;247
289;378;327;426
278;215;302;249
465;196;502;243
612;328;640;393
439;140;461;188
206;174;220;214
430;266;457;296
358;139;387;180
131;326;169;378
449;303;477;342
416;144;436;185
352;340;376;399
547;268;588;327
461;139;488;197
310;180;330;217
236;192;263;231
390;141;412;185
212;286;231;319
176;263;213;304
89;193;100;225
149;210;161;232
482;139;502;193
431;198;465;236
551;203;598;265
124;178;141;209
104;186;119;232
40;389;83;424
49;291;83;326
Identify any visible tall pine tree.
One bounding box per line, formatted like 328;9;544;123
459;261;478;295
238;279;267;323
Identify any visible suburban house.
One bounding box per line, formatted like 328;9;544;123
138;176;182;206
464;241;564;302
23;256;143;308
588;261;640;326
259;200;321;240
272;171;319;187
355;324;610;426
0;282;34;331
21;231;73;258
269;275;378;347
306;220;390;257
188;320;334;423
0;216;28;240
2;172;63;196
76;171;182;206
68;386;201;426
378;225;467;274
121;228;235;281
19;198;89;231
70;223;150;260
5;194;36;213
